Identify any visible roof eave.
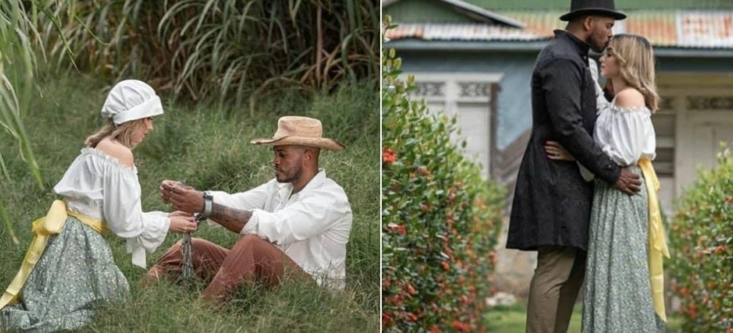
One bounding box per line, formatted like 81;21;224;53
382;0;526;29
385;39;548;52
385;40;733;57
440;0;526;28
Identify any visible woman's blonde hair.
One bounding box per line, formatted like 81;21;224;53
607;34;660;113
85;118;147;148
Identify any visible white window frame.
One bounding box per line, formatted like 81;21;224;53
401;72;503;178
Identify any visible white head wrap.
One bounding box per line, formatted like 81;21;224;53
101;80;164;125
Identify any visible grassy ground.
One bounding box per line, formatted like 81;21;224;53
485;304;582;333
485;302;684;333
0;73;379;332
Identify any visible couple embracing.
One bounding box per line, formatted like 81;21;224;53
508;0;669;332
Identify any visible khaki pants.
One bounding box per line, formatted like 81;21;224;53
526;246;586;333
145;235;313;302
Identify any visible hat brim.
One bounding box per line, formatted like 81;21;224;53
560;8;627;21
250;136;345;151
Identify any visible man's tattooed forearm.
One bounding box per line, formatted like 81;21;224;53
209;203;252;233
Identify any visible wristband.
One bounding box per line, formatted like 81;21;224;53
201;191;213;219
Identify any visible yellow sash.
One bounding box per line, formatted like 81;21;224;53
638;158;670;322
0;200;107;310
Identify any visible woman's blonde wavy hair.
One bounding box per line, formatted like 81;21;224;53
606;34;659;113
85;118;147;148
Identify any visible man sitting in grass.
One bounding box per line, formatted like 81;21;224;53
144;116;353;302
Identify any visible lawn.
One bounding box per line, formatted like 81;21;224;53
485;304;582;333
0;73;380;332
485;302;684;333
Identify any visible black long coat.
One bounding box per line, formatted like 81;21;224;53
506;30;621;252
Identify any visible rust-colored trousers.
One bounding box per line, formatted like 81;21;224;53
145;234;312;301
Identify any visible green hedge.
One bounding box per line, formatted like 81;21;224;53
668;144;733;332
381;16;505;333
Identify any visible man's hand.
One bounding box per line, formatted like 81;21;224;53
605;80;615;96
162;181;204;214
160;180;192;204
614;168;642;195
604;80;615;101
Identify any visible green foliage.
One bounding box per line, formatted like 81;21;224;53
0;73;379;332
0;0;69;242
668;144;733;332
0;0;378;259
381;15;505;333
38;0;379;107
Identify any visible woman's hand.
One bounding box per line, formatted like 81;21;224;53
168;215;198;234
168;210;193;218
545;141;575;161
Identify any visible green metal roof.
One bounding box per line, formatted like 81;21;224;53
463;0;733;10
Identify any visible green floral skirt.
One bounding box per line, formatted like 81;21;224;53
1;217;129;332
582;167;665;333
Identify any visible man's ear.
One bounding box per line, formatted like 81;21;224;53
583;16;594;31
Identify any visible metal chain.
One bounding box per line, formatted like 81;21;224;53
181;213;202;285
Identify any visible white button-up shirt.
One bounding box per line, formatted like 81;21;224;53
208;170;353;290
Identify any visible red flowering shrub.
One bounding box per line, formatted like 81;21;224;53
381;16;505;332
668;144;733;332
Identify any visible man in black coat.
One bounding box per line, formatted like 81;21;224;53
506;0;642;332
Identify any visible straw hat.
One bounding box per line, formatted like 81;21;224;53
250;116;345;151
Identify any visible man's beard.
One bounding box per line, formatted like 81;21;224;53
276;165;303;183
588;34;607;53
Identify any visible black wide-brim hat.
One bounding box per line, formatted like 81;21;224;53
560;0;627;21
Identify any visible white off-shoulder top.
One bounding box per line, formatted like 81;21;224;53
53;148;170;268
579;74;657;181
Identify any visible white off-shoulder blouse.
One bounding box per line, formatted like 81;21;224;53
53;148;170;268
579;78;657;181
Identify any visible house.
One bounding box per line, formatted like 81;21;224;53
384;0;733;215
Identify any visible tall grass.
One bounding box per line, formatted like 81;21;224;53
0;72;379;332
39;0;380;106
1;0;378;257
0;0;67;242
